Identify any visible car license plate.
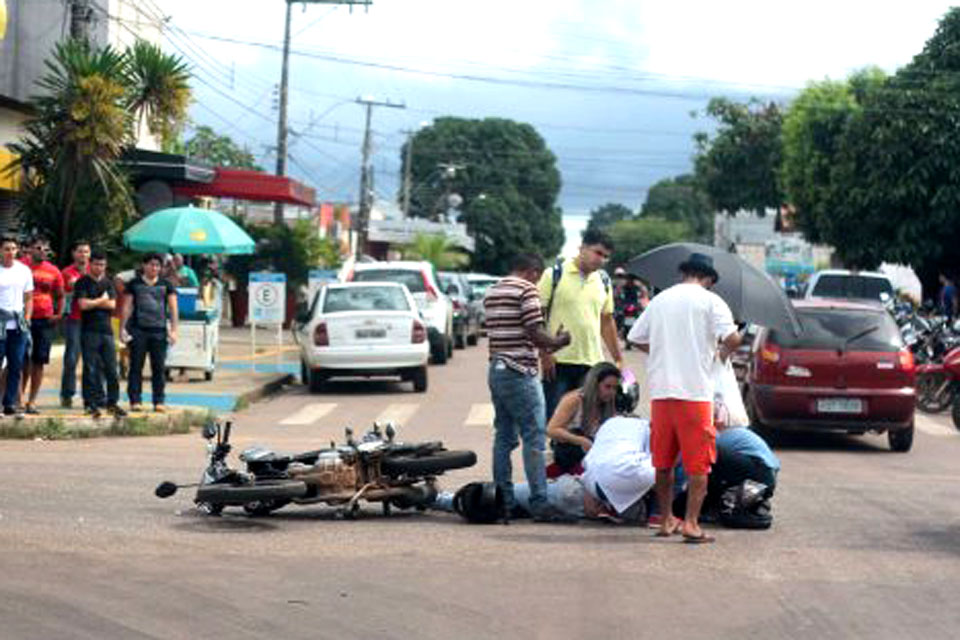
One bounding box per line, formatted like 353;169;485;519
355;328;386;339
817;398;863;414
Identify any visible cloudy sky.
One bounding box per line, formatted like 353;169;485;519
112;1;955;252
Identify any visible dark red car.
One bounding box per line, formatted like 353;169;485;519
745;299;916;452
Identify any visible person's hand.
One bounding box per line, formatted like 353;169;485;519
540;351;556;381
553;328;572;351
580;437;593;453
120;328;131;344
167;328;178;345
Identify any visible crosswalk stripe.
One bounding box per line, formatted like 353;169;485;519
915;413;956;437
279;403;338;426
464;403;494;427
375;404;420;427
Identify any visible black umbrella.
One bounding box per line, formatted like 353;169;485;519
625;242;801;336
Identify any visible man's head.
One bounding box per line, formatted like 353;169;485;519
679;252;719;288
510;253;545;284
173;254;184;269
0;236;18;266
141;253;163;279
578;229;613;274
89;249;108;278
71;240;91;267
28;236;50;263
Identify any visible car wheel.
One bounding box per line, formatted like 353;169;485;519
888;423;914;453
308;368;326;393
953;395;960;432
431;342;448;365
300;360;309;385
412;366;428;393
454;327;466;349
467;329;478;346
446;335;454;359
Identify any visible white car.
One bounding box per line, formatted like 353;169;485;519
295;282;429;393
347;261;455;364
803;269;895;303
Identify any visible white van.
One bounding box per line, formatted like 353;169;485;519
803;269;895;302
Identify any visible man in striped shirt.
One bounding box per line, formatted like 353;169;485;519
485;254;571;520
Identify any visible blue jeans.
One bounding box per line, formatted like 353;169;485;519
82;332;120;409
60;320;82;401
0;328;27;409
488;358;548;513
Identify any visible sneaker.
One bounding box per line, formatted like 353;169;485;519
130;403;143;412
107;405;128;418
154;404;167;414
24;404;39;415
60;397;73;409
2;406;14;416
90;407;103;420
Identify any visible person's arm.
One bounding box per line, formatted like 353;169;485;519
546;393;593;451
601;312;623;367
536;270;558;380
54;272;66;319
626;305;650;353
525;321;570;352
23;291;33;323
120;291;134;340
714;299;742;361
99;284;116;311
167;288;179;344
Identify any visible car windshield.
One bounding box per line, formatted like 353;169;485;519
323;287;410;313
438;274;459;294
353;269;426;293
811;275;894;301
770;309;903;352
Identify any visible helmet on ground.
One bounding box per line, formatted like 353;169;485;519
616;369;640;414
453;482;504;524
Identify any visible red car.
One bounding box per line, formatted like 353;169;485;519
745;299;916;452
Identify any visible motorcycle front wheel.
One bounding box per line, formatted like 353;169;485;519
916;372;954;413
381;449;477;477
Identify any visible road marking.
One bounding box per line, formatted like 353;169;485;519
464;403;494;427
375;404;420;427
279;403;338;425
915;413;956;437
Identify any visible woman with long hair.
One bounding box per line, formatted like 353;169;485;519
546;361;621;473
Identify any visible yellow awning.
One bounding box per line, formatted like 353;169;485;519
0;149;21;191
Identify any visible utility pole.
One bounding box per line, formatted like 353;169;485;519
69;0;93;41
400;129;415;218
273;0;372;226
355;97;405;256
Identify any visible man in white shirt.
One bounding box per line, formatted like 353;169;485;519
0;237;34;416
627;253;740;543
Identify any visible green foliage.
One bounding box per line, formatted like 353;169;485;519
607;217;690;267
402;233;469;270
5;39;191;260
185;125;262;170
586;202;634;234
694;97;784;215
127;40;191;147
223;217;340;292
402;117;564;272
640;174;713;243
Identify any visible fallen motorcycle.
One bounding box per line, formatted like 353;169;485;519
155;420;477;517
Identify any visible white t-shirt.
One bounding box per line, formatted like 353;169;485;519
0;261;35;328
628;282;736;401
582;416;655;515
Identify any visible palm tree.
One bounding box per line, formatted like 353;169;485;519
402;233;469;270
6;39;191;259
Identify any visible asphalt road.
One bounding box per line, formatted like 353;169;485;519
2;340;960;639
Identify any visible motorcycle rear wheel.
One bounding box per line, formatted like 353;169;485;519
381;449;477;477
953;396;960;432
195;480;308;506
916;372;953;413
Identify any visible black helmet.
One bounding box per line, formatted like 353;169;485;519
453;482;504;524
616;369;640;414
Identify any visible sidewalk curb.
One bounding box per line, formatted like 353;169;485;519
0;407;214;440
232;373;297;411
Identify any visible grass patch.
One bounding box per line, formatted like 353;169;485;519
0;409;213;440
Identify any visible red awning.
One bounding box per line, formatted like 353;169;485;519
173;168;316;207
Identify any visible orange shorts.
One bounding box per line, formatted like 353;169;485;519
651;399;716;475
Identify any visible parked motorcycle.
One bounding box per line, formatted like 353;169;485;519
915;346;960;415
156;420;477;517
619;302;640;349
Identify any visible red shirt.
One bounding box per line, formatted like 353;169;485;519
30;261;64;320
62;263;89;321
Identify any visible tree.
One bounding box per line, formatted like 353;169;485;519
185;125;262;170
402;233;469;270
6;39;191;260
640;174;713;243
693;98;784;215
586;202;634;233
401;117;564;272
607;217;690;268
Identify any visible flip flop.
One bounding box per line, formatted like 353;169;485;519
682;532;716;544
654;520;682;537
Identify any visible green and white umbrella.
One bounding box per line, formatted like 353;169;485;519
123;206;255;255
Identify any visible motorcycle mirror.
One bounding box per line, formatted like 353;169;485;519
201;422;217;440
155;481;178;498
385;423;396;442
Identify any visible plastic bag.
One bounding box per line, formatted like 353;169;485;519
712;357;749;428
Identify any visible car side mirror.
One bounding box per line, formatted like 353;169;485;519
201;421;217;440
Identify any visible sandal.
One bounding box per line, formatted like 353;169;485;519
682;532;716;544
654;519;682;537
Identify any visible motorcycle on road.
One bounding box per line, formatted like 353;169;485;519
156;420;477;517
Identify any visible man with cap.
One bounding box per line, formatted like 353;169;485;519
627;252;741;543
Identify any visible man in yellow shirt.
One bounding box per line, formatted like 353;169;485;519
539;229;623;419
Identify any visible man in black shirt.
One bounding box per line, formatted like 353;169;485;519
121;253;178;413
75;250;126;419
